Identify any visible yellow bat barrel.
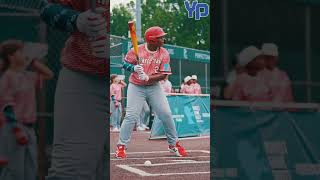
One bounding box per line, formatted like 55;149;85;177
128;21;139;57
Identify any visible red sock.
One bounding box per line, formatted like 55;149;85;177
12;127;28;145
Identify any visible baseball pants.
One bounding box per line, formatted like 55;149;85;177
46;67;108;180
137;101;150;127
118;82;178;146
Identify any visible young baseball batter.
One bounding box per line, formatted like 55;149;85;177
116;26;187;158
40;0;109;179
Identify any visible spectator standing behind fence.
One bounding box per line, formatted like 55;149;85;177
181;76;195;94
191;75;202;94
0;39;53;180
260;43;293;102
110;75;126;132
229;46;272;101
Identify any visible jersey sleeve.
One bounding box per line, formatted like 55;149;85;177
159;50;172;75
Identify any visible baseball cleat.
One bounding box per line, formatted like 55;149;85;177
115;145;126;159
168;141;188;157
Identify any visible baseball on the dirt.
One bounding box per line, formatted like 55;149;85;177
144;160;152;166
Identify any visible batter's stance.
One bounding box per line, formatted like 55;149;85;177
115;26;187;158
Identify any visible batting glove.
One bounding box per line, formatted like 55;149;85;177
76;7;107;37
139;72;149;81
90;38;107;58
134;65;144;74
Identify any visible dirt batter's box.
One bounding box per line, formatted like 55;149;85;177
114;150;210;177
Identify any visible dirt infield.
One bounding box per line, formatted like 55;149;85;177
110;131;210;180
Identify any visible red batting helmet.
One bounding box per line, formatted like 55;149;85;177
144;26;167;45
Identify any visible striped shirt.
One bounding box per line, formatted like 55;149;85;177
40;0;109;76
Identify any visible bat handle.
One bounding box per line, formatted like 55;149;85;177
134;56;144;75
136;55;140;64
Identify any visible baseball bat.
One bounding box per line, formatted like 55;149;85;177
128;21;140;64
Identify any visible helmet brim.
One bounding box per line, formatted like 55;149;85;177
150;32;167;38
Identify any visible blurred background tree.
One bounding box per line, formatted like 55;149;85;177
110;0;210;50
